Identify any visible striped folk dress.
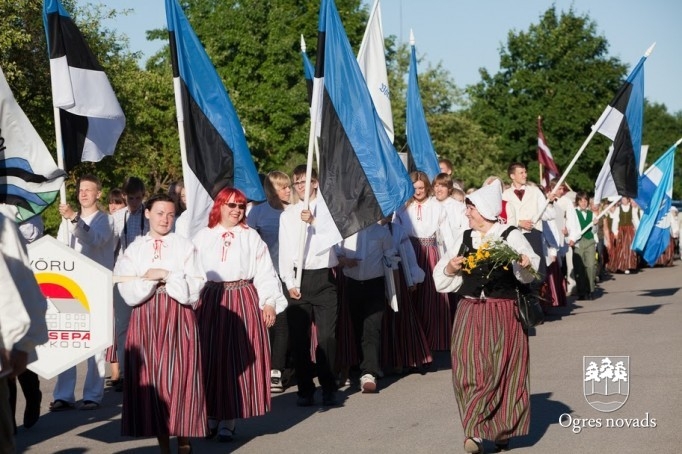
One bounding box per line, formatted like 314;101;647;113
196;280;271;420
411;236;452;351
451;297;530;440
122;287;207;437
382;262;433;371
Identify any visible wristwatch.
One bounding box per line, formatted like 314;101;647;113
70;215;80;225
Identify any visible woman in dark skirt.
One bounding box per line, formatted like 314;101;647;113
115;194;207;454
193;187;287;442
434;181;540;454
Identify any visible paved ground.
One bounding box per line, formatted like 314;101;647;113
12;263;681;453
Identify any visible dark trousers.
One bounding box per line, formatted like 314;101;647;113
346;276;385;377
8;369;40;430
269;311;289;372
285;268;338;397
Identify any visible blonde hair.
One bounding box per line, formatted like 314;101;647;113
264;171;292;210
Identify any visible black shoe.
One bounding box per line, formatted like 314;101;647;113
23;390;42;428
322;391;338;406
296;395;314;407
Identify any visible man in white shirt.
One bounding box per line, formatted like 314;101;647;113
502;163;556;291
335;222;396;393
52;174;115;411
279;165;340;407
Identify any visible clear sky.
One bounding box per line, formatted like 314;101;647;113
95;0;681;113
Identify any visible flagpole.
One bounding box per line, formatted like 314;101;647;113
52;106;72;245
295;78;323;289
171;78;192;217
538;116;543;186
52;108;67;205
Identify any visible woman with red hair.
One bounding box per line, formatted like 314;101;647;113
193;187;287;442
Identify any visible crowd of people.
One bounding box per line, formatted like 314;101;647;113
4;158;680;454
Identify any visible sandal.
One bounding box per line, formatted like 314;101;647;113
49;399;74;412
79;400;100;410
464;437;484;454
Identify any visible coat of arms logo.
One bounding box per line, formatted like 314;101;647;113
583;356;629;412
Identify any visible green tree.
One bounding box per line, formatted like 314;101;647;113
467;6;628;191
147;0;369;172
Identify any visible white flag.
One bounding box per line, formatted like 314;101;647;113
356;0;394;143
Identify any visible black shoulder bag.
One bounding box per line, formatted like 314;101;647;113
501;227;545;330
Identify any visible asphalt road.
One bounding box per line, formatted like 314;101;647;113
13;263;681;453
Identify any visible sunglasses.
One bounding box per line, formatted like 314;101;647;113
224;202;246;210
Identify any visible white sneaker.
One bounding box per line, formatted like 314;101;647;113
270;369;284;393
360;374;376;393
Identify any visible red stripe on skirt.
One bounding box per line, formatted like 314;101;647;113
410;237;452;351
451;297;530;440
382;263;433;370
196;281;271;420
611;226;638;271
122;288;207;437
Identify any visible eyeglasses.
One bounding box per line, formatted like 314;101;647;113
224;202;246;210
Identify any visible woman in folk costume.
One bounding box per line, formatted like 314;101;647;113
114;194;207;454
394;171;456;351
381;217;432;374
610;197;640;273
193;187;287;442
433;180;540;454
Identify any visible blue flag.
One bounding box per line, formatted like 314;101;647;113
314;0;413;238
405;31;440;181
166;0;265;237
631;142;677;266
594;50;649;203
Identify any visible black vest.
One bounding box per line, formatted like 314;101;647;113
458;226;519;299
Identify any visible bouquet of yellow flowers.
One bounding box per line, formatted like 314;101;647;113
461;239;540;279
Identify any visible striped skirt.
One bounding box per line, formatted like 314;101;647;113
540;260;567;307
382;264;433;371
451;297;530;440
611;226;638;272
410;237;452;351
196;280;271;420
122;287;206;437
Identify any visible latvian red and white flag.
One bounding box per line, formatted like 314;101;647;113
537;116;560;189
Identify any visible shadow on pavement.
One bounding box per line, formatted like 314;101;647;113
517;392;572;450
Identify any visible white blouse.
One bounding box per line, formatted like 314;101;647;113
193;224;288;314
394;196;457;252
433;223;540;294
114;233;206;308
